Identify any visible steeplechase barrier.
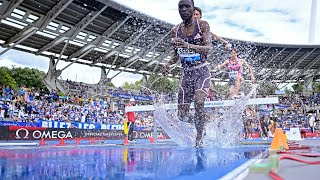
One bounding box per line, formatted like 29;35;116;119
0;142;39;146
125;97;279;112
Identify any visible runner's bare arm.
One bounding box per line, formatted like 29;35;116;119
243;59;255;82
217;60;229;70
187;20;213;53
211;32;229;45
163;27;179;74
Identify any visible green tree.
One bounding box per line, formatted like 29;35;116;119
134;78;144;89
312;82;320;93
122;82;138;90
148;74;179;93
107;81;115;87
284;87;293;95
9;67;46;89
121;75;180;93
0;67;17;88
292;82;303;94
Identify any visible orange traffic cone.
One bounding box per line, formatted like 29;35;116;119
90;138;95;144
76;138;80;144
149;137;154;143
270;128;288;151
124;137;129;145
59;138;65;146
40;138;45;145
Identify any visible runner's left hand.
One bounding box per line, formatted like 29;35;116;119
251;77;256;83
171;38;188;48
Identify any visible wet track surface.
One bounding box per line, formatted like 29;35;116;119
0;143;266;180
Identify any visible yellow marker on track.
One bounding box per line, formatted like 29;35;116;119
124;119;128;135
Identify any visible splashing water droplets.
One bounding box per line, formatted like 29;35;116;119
204;84;257;148
151;83;257;148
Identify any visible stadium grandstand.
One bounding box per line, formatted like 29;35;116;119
0;0;319;136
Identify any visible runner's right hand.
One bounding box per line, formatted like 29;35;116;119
225;43;232;51
251;77;256;84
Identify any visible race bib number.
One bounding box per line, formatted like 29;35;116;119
228;71;238;78
177;48;201;63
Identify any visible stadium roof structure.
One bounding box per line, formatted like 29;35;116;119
1;0;320;91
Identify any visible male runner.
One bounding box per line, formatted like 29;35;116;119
163;0;213;147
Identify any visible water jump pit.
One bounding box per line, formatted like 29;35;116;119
0;142;267;180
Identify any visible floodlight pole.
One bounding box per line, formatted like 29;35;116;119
304;0;318;95
309;0;317;43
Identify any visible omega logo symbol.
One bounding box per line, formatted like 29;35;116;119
15;128;29;139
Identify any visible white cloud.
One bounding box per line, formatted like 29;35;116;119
115;0;319;44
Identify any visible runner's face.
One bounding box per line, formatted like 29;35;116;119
193;10;201;20
178;0;194;21
232;50;237;59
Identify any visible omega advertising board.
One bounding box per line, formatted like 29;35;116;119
80;129;170;140
8;126;76;140
0;126;170;140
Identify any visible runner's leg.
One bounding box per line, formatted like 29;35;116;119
194;90;207;147
194;66;211;147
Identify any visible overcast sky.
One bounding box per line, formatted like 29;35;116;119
0;0;319;87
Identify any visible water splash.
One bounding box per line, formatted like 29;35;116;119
153;99;196;147
151;84;258;148
144;37;261;148
204;84;258;148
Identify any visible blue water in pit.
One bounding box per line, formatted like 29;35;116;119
0;144;266;180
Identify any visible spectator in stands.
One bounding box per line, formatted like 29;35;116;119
0;107;4;120
126;98;136;142
4;86;12;100
244;108;254;139
259;116;269;140
309;114;315;135
18;108;26;122
268;119;276;138
0;86;3;99
8;101;15;119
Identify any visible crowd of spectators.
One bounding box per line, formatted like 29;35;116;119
63;79;90;96
242;94;320;139
1;85;320;138
272;94;319;129
0;86;153;128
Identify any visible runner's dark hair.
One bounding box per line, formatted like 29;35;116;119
191;0;194;6
194;7;202;16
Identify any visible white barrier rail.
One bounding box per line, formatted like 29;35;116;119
125;97;279;112
0;143;39;146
